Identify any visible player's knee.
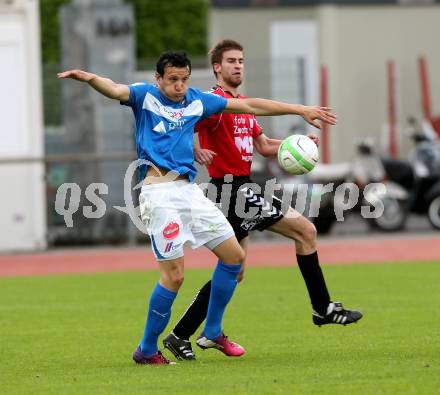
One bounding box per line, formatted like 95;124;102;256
282;216;314;242
224;244;245;263
235;247;246;263
163;269;184;289
169;273;184;288
301;221;317;248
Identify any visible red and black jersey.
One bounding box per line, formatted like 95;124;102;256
195;86;263;178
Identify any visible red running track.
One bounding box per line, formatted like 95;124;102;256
0;235;439;278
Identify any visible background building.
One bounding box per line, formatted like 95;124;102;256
209;0;440;161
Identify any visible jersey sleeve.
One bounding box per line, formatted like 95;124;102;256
120;82;151;112
199;91;228;119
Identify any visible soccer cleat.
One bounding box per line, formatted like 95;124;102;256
132;346;176;365
196;332;245;357
162;332;196;361
312;301;363;327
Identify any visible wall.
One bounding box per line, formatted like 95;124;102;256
0;0;46;251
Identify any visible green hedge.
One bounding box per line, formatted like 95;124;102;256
40;0;71;63
40;0;209;63
126;0;208;60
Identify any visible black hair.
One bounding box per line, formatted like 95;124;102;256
156;51;192;76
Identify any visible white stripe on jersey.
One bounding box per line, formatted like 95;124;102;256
142;92;203;122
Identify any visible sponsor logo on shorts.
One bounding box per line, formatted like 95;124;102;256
164;241;182;253
241;216;265;231
163;222;180;240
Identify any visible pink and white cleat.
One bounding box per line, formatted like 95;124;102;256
196;332;245;357
132;346;176;365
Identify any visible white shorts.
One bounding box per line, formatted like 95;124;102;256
139;180;235;261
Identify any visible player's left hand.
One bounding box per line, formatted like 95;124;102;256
194;148;217;166
307;133;320;147
303;106;337;129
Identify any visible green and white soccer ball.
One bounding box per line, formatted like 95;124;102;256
277;134;319;175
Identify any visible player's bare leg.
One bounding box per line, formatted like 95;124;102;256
237;236;249;283
269;207;362;326
211;235;245;263
268;207;317;255
157;257;185;292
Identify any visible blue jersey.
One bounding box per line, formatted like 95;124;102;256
121;82;228;182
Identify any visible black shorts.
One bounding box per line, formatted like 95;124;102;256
206;176;285;242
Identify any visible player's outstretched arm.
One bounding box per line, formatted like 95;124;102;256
57;69;130;102
253;133;282;157
224;98;337;129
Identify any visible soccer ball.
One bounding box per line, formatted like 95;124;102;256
277;134;319;175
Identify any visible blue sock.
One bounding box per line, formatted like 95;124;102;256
140;282;177;357
203;260;241;340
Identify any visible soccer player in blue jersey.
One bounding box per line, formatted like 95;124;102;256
58;51;336;365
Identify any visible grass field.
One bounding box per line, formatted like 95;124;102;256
1;262;439;394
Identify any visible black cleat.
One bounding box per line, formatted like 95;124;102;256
313;301;363;327
162;332;196;361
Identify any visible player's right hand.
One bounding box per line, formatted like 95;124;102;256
57;69;96;82
194;148;217;166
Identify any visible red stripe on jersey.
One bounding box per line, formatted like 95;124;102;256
195;86;262;178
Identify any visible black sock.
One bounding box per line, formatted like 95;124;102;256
173;280;212;340
296;252;331;316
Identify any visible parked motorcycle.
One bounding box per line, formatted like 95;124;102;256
350;139;409;232
382;132;440;230
311;133;440;233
